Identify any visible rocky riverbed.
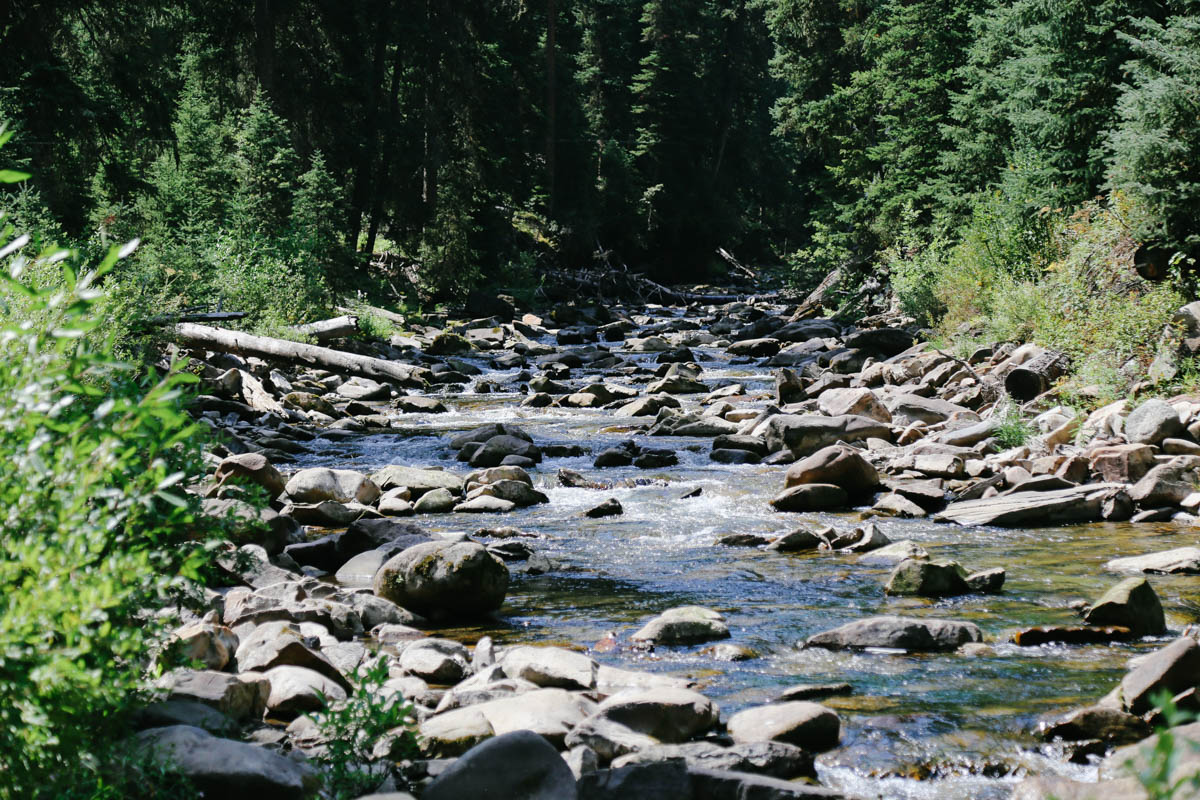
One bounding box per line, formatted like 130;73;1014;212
145;293;1200;799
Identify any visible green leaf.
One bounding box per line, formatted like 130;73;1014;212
0;169;31;183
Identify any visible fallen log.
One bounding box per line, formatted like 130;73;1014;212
1004;349;1070;401
288;315;359;343
336;303;407;327
175;323;428;387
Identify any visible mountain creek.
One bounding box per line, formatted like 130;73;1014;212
168;294;1200;800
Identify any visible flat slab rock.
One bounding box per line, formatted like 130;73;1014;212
1106;546;1200;574
936;483;1124;527
803;615;983;652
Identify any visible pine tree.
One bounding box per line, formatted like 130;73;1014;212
233;94;300;235
1108;14;1200;253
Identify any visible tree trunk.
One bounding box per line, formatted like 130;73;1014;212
1005;350;1070;401
288;315;360;342
175;323;427;387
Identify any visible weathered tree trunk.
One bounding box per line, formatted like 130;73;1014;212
175;323;427;387
288;315;360;343
1005;350;1070;401
335;304;406;327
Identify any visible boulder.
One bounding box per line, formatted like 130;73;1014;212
414;487;456;513
1084;577;1166;636
1100;720;1200;792
762;414;892;457
886;394;976;426
817;388;891;423
1039;705;1152;745
1107;547;1200;575
399;638;471;684
234;621;350;690
135;725;317;799
769;484;849;512
421;688;596;749
263;665;346;719
1118;637;1200;714
284;468;380;505
373;540;509;620
169;621;239;671
884;559;969;597
632;606;731;645
576;761;692;800
784;445;879;496
965;568;1006;594
214;453;286;498
502;646;599;690
471;434;543;468
1125;399;1184;445
937;484;1122;527
371;466;464;496
765;528;823;552
166;670;270;722
591;688;719;743
423;730;578;800
726;701;840;752
611;741;814;781
803;615;982;652
586;498;624;518
1129;460;1200;507
1089;444;1156;484
427;332;472;355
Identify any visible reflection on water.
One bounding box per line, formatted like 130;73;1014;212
296;325;1199;798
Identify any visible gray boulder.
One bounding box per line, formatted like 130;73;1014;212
631;606;731;646
423;730;577;800
135;725;317;799
399;638;471;684
726;701;840;751
373;540;509;620
1119;637;1200;714
762;414;891;457
884;559;969;597
1107;546;1200;575
803;615;982;652
284;468;380;505
784;445;879;496
1084;577;1166;636
1125;399;1184;445
769;484;849;512
502;645;599;690
592;688;719;743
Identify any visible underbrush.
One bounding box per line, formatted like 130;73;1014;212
887;192;1188;407
0;148;221;797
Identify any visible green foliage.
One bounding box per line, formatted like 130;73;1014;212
0;222;218;797
309;658;420;800
882;206;949;325
1129;690;1200;800
356;311;396;342
993;402;1034;450
1108;15;1200;255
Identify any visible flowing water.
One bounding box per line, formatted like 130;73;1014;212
296;308;1200;798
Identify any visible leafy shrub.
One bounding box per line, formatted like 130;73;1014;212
1130;690;1200;800
309;658;420;800
0;199;217;797
993;402;1033;449
882;205;948;325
